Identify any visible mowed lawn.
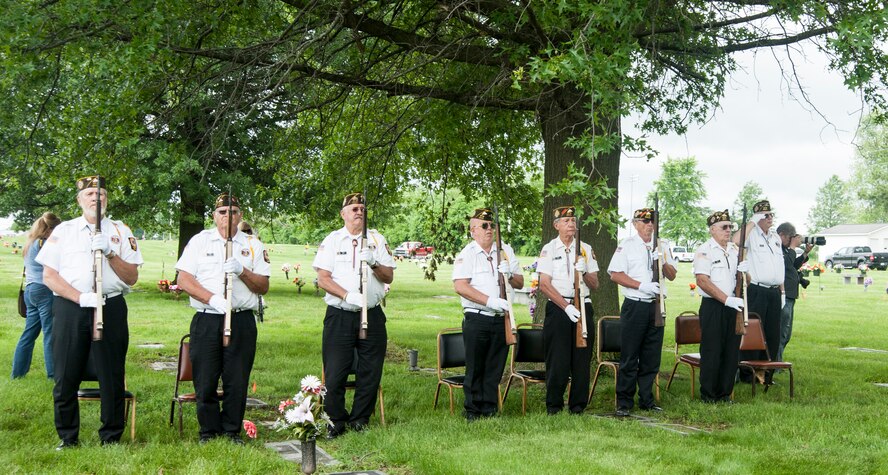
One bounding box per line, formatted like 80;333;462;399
1;238;887;474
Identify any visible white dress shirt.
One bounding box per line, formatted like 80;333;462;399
313;227;396;310
537;237;599;297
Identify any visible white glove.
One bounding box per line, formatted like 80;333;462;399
497;261;512;279
638;281;661;297
737;260;749;273
574;261;586;274
344;292;364;307
360;247;376;267
486;296;512;313
79;292;103;308
650;250;660;261
223;257;244;276
209;294;228;314
781;293;786;308
751;213;767;223
91;234;113;256
724;296;744;311
564;304;581;323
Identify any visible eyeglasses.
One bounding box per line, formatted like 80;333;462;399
349;206;365;213
216;209;241;216
474;223;493;230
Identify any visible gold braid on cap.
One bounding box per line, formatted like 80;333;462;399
214;192;240;209
707;209;731;227
75;175;106;191
553;206;576;220
470;208;493;222
633;208;654;220
752;200;772;213
342;192;365;208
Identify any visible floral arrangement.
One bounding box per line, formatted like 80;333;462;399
689;282;697;296
158;279;171;292
243;420;257;439
522;261;538;274
858;263;869;275
293;276;307;293
528;278;539;315
274;375;331;442
864;277;873;290
282;263;292;279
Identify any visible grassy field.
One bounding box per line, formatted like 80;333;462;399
1;237;887;474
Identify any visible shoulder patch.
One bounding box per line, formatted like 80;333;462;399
263;249;270;263
110;235;121;245
539;250;547;257
241;248;250;257
128;237;137;251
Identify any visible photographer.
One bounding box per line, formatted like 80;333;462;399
776;223;813;362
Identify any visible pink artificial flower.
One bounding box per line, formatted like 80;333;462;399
279;399;295;413
243;420;257;439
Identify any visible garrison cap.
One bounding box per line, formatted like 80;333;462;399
470;208;493;222
553;206;576;220
342;192;365;208
752;200;773;213
214;192;240;209
76;175;106;192
707;209;731;227
633;208;655;220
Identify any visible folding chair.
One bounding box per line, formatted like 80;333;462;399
739;316;794;399
502;323;547;415
78;351;136;441
665;311;702;398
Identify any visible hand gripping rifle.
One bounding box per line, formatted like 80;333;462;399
652;194;666;328
493;205;517;346
91;176;105;341
222;188;234;347
573;219;588;348
734;205;749;335
358;191;369;340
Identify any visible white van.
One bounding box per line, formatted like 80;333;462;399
671;246;694;262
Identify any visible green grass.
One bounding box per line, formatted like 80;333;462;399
1;238;888;474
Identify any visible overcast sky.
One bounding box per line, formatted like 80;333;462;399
618;45;865;238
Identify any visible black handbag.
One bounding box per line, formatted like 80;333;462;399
18;268;26;318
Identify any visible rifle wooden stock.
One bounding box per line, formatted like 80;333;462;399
359;194;369;340
92;177;104;342
574;225;587;348
222;191;233;347
734;206;749;336
652;196;666;328
494;205;517;346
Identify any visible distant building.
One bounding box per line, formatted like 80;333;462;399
817;223;888;259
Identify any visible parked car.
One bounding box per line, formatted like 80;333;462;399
393;241;435;258
671;246;694;262
824;246;888;270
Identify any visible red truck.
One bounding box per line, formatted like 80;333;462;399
393;241;435;258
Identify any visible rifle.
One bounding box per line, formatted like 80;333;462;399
734;205;749;335
652;194;666;328
573;218;588;348
493;205;517;346
222;188;234;347
91;176;104;341
358;190;369;340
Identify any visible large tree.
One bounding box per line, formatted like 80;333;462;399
3;1;888;314
806;174;854;233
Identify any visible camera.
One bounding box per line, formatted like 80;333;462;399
800;236;826;246
799;276;811;289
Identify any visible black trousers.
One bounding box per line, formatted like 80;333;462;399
739;285;781;383
616;299;663;410
462;312;509;418
543;300;594;413
699;297;742;401
322;305;387;428
52;295;128;443
189;310;257;438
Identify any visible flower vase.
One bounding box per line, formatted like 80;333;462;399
298;286;302;294
301;439;317;474
812;270;820;276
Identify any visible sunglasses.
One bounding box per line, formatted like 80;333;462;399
636;218;653;224
474;223;493;230
764;213;774;218
718;224;732;231
216;209;241;216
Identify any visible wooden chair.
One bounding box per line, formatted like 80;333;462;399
77;351;136;441
321;348;386;426
588;316;659;408
502;323;548;415
665;311;702;398
739;316;794;399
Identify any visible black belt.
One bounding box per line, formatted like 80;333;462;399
751;282;780;289
103;292;123;299
555;296;591;304
464;308;503;317
197;309;253;315
330;304;379;312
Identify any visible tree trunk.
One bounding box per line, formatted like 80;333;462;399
535;85;621;323
177;186;206;261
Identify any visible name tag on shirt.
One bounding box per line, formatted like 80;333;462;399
337;251;348;255
206;252;214;257
553;256;563;261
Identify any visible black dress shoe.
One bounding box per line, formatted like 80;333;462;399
326;424;347;440
642;405;664;412
100;439;120;447
227;434;245;445
56;440;78;451
199;434;217;444
615;407;631;417
349;422;367;433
